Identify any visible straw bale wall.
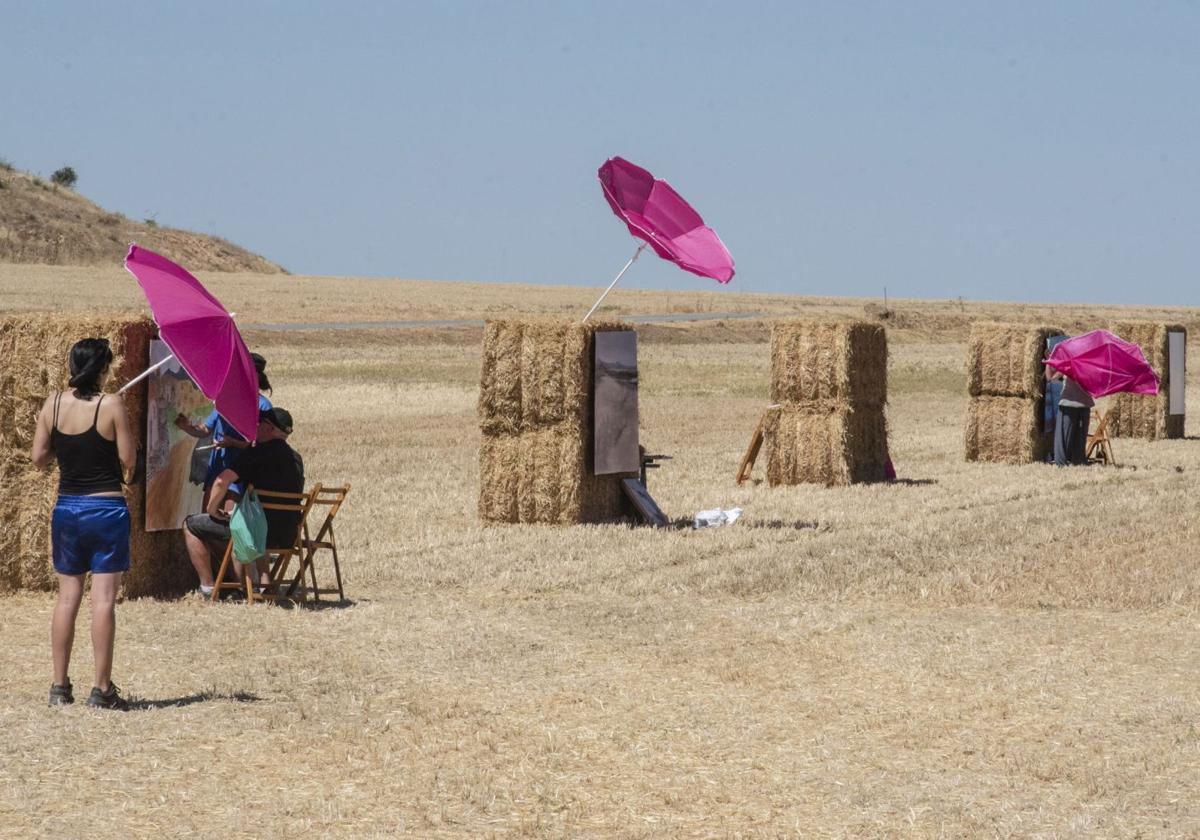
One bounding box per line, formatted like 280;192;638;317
1107;321;1186;440
0;313;194;598
765;403;890;486
964;395;1049;464
478;319;634;524
765;320;890;486
967;323;1063;398
963;322;1060;463
770;320;887;407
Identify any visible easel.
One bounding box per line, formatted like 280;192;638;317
1086;409;1116;466
736;406;778;484
640;449;672;488
620;448;672;527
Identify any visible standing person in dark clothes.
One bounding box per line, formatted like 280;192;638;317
1051;370;1094;466
31;338;137;710
182;407;304;595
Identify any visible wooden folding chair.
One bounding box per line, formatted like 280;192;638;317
210;486;319;605
1086;409;1116;466
289;483;350;603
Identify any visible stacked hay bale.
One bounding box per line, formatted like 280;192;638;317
964;322;1062;463
765;320;890;486
478;319;635;524
0;313;193;598
1107;321;1186;440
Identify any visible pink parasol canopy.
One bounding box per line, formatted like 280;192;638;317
123;244;260;440
598;156;735;283
1044;329;1160;398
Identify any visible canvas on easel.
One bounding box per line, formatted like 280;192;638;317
594;330;640;475
1169;331;1185;416
145;339;213;531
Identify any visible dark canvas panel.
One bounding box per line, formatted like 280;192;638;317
593;330;640;475
621;478;669;527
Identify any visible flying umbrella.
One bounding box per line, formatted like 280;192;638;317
1044;329;1159;398
584;156;734;321
119;244;260;440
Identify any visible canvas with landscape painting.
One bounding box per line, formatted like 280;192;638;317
145;338;213;531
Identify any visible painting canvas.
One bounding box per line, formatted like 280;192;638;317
593;330;640;475
1169;331;1185;416
145;339;213;531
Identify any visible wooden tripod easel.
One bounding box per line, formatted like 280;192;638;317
736;406;778;485
1086;409;1116;466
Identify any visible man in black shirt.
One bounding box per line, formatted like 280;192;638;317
184;407;305;595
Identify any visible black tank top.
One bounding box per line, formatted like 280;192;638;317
51;393;124;495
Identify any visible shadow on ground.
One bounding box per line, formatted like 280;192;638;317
741;519;823;531
130;690;262;711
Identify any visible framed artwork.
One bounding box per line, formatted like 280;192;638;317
145;339;213;531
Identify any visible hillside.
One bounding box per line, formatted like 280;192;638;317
0;163;285;273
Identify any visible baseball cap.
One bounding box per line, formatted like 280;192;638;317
260;406;293;434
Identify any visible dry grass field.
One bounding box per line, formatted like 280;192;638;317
2;268;1200;837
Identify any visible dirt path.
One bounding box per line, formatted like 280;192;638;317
246;310;765;332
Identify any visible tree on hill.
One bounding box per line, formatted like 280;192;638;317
51;166;77;188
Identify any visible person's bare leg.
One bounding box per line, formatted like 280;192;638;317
256;556;273;591
90;572;122;691
184;528;216;588
51;574;85;686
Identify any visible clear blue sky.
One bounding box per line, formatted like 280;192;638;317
3;1;1197;304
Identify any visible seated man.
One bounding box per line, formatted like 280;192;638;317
184;407;305;595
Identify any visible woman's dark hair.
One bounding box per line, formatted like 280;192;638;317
68;338;113;397
251;352;271;393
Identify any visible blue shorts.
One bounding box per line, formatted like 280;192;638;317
51;495;131;575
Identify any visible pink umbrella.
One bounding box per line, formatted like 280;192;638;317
119;244;260;441
585;156;734;321
1044;329;1160;398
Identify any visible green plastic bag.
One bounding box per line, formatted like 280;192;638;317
230;489;268;564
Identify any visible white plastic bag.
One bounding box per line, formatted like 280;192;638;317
693;507;743;529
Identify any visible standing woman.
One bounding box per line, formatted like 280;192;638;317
31;338;137;710
175;352;272;509
1051;369;1094;466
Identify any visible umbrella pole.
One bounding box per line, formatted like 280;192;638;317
118;353;175;394
582;243;647;323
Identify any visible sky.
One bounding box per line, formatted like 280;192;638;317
3;1;1198;305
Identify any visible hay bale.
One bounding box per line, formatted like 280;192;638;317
478;319;634;525
967;323;1063;398
478;319;625;435
0;458;23;589
964;395;1049;464
0;313;193;598
770;320;887;407
478;321;524;435
479;428;630;524
765;403;890;487
1107;392;1184;441
1107;322;1186;440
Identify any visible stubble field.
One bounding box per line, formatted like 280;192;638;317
2;266;1199;838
